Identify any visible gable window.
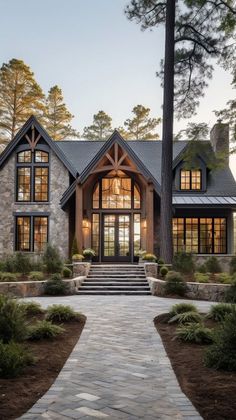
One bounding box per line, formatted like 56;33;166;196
16;150;49;202
180;169;201;190
16;215;48;252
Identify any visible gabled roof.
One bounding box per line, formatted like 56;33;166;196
0;115;78;177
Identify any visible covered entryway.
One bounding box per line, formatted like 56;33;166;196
102;214;131;262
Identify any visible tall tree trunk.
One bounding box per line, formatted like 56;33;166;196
160;0;176;263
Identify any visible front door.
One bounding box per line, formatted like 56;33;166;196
102;214;131;262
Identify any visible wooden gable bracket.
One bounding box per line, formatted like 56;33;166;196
91;143;141;175
25;124;41;151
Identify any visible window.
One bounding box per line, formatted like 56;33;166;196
133;214;141;255
16;216;48;252
92;176;141;210
91;214;100;256
173;217;226;254
16;150;49;202
180;169;201;190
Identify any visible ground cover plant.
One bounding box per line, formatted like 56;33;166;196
46;304;81;322
207;303;235;322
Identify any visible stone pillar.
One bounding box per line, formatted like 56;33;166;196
210;122;229;165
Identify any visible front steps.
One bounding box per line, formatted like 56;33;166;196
77;264;151;295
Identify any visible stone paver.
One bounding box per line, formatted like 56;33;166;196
20;296;212;419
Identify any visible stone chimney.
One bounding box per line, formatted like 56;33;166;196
210;121;229;165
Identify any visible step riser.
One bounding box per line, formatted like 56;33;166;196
77;291;151;295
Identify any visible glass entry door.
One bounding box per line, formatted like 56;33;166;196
102;214;131;261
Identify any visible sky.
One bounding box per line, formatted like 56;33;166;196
0;0;235;174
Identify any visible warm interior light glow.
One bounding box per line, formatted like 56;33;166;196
111;177;121;195
82;218;89;229
143;219;147;229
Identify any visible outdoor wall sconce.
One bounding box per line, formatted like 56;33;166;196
82;218;89;229
142;219;147;229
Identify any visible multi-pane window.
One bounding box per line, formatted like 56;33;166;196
92;177;141;210
16;150;49;202
16;216;48;252
180;169;201;190
91;214;100;256
133;214;141;255
173;217;226;254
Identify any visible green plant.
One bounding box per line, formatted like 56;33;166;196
72;254;84;261
142;253;157;262
169;302;198;317
176;323;213;344
0;295;28;343
29;271;44;281
62;266;72;278
173;252;195;274
194;272;210;283
20;301;45;316
71;235;79;258
197;263;207;273
135;249;146;258
158;258;165;265
169;311;202;325
43;244;63;274
205;307;236;371
225;278;236;303
160;265;168;277
30;259;44;272
46;304;80;322
83;248;96;258
44;275;69;296
2;255;16;273
208;303;235;322
205;256;222;273
230;256;236;274
0;341;33;378
217;273;232;284
164;271;187;296
27;320;64;340
14;252;31;275
0;272;18;282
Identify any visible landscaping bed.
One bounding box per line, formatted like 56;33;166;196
155;312;236;420
0;301;86;420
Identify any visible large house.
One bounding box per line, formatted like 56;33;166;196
0;115;235;263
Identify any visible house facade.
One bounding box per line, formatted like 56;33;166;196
0;116;236;262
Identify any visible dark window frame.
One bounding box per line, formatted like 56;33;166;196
180;169;202;191
15;215;49;252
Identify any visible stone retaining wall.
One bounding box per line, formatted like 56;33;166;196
0;276;85;298
147;277;231;302
73;262;91;278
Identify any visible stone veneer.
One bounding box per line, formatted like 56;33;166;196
0;150;70;259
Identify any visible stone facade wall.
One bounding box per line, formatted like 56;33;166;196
194;255;234;273
0;150;70;259
147;277;231;302
144;262;158;278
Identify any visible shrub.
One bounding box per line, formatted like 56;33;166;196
0;341;33;378
225;278;236;303
2;255;16;273
158;258;165;265
169;302;198;317
43;244;63;274
217;273;232;284
27;320;64;340
142;253;157;262
30;259;44;272
197;263;207;273
164;271;187;296
83;248;96;258
20;301;45;316
208;303;235;322
176;323;213;344
0;272;18;282
173;252;195;274
194;272;210;283
44;275;69;296
72;254;84;261
14;252;31;275
29;271;44;281
62;266;72;278
0;295;28;343
230;256;236;274
205;307;236;371
160;266;168;277
205;256;222;273
169;311;202;325
46;304;80;322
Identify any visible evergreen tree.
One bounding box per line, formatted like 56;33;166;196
83;110;112;140
121;105;160;140
0;59;45;143
126;0;236;263
44;85;79;141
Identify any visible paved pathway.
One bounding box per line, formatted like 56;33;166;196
20;296;212;420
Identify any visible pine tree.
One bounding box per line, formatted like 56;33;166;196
83;110;112;140
122;105;160;140
44;85;79;141
0;59;45;143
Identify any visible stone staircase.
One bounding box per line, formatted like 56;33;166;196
77;264;151;295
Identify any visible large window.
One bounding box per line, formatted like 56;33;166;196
173;217;226;254
16;150;49;202
92;176;141;210
16;216;48;252
180;170;201;190
91;214;100;256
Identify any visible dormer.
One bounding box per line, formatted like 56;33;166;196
174;156;207;192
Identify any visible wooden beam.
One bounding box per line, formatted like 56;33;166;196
117;152;127;166
146;183;154;253
75;184;83;253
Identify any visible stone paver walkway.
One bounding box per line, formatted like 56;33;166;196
20;296;212;420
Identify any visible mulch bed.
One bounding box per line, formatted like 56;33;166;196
0;314;86;420
154;314;236;420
